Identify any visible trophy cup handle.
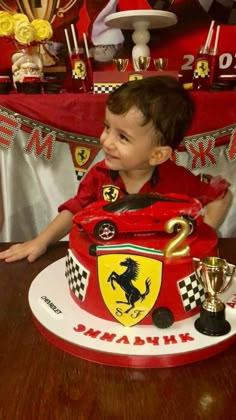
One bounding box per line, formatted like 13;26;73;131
222;263;236;293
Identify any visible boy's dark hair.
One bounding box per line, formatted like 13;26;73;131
106;76;194;150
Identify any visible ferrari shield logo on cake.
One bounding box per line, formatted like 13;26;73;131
96;244;163;326
75;146;90;167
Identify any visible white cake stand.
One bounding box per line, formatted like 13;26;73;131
28;257;236;368
105;10;177;70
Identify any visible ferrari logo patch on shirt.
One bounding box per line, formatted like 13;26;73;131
102;185;120;201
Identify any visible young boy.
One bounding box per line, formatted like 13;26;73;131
0;76;232;263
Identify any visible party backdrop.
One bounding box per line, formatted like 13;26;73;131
0;0;235;74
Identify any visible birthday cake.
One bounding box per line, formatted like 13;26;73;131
65;193;218;329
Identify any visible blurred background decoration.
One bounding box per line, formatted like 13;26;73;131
0;1;235;83
0;0;82;73
198;0;236;24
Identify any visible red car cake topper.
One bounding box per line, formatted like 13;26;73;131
73;192;203;242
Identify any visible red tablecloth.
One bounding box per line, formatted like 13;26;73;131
0;90;235;142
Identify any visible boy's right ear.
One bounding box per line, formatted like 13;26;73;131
149;146;172;166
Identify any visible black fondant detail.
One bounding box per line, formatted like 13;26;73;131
194;305;231;336
152;307;174;329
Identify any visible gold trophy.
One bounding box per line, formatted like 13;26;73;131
0;0;77;21
193;256;235;336
113;58;129;72
134;56;151;71
153;57;168;71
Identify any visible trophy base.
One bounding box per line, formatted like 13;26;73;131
194;305;231;336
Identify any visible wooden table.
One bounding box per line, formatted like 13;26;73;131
0;240;235;419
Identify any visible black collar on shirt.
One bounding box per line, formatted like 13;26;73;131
109;167;159;189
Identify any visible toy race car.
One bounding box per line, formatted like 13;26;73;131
74;192;203;241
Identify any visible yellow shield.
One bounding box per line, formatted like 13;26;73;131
74;146;90;167
97;252;162;326
195;59;209;77
73;59;86;79
102;185;120;202
128;73;143;81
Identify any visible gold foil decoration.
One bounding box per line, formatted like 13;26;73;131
164;217;190;258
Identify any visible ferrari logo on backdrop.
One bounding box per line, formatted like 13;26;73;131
97;248;163;327
102;185;120;202
74;146;90;167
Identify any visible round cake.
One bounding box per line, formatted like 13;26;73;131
66;203;218;329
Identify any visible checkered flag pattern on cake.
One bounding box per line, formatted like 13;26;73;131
65;249;89;301
178;269;205;312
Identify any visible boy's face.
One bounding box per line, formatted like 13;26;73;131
100;106;158;172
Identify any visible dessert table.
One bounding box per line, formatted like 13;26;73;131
0;239;235;419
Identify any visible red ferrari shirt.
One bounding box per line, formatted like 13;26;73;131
58;159;228;214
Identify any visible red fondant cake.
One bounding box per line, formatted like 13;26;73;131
65;195;218;329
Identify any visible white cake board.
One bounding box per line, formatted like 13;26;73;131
28;258;236;368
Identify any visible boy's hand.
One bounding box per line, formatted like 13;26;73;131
0;239;47;263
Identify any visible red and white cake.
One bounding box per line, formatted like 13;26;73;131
65;194;218;329
29;194;235;367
